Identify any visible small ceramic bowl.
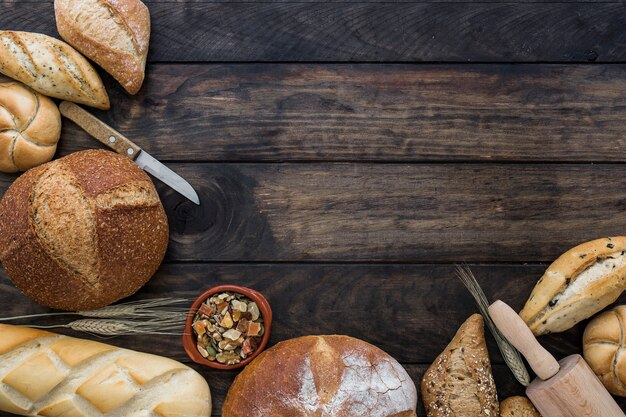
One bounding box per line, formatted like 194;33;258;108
183;285;272;370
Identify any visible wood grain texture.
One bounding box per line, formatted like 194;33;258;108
1;3;625;62
0;162;613;263
39;64;626;163
1;263;625;415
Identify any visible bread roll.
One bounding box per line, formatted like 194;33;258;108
0;149;168;311
55;0;150;95
222;335;418;417
0;324;211;416
583;305;626;396
520;237;626;335
0;31;109;110
0;82;61;173
500;396;541;417
422;314;499;417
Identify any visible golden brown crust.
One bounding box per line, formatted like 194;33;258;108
0;324;211;416
421;314;499;417
0;31;109;109
0;149;168;310
55;0;150;95
520;237;626;335
0;82;60;173
583;305;626;396
500;396;541;417
222;335;418;417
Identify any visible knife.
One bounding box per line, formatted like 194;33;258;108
59;101;200;205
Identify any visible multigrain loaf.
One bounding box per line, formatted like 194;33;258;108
55;0;150;95
520;237;626;335
0;31;109;109
222;335;418;417
0;82;61;173
583;305;626;396
500;396;541;417
421;314;499;417
0;324;211;417
0;149;168;311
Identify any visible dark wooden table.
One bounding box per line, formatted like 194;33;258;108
2;1;626;415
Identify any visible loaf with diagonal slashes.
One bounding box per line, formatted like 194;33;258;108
0;324;211;417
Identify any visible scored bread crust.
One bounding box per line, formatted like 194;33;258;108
0;31;110;109
55;0;150;95
0;82;61;173
222;335;418;417
500;396;541;417
421;314;499;417
0;149;168;311
520;237;626;335
583;305;626;396
0;324;211;417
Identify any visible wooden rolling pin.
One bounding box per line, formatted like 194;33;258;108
489;300;625;417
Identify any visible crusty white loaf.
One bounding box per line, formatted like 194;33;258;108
0;324;211;417
223;335;417;417
0;31;109;109
55;0;150;95
0;82;61;173
520;237;626;335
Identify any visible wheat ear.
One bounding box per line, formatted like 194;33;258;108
31;317;186;337
455;265;531;386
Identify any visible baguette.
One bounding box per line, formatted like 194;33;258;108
55;0;150;95
520;237;626;335
0;31;109;109
0;324;211;416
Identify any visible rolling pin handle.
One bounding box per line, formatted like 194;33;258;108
488;300;560;380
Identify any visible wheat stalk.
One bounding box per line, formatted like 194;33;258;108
0;298;191;321
455;265;531;387
31;317;186;337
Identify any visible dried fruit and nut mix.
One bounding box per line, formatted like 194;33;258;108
192;291;264;365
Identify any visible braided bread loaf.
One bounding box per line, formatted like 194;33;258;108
0;82;61;173
583;305;626;396
0;324;211;417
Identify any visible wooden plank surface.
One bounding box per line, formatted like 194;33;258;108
1;162;624;263
2;3;625;62
41;63;626;163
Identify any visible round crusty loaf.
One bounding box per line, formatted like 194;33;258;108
583;305;626;396
500;396;541;417
0;149;169;311
0;82;61;173
222;335;418;417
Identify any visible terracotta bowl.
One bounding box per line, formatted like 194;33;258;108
183;285;272;370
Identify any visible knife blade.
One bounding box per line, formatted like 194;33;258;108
59;101;200;205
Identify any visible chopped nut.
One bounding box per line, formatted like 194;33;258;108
197;344;209;358
248;302;260;321
223;329;242;341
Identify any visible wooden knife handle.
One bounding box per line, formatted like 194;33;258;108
489;300;560;381
59;101;141;160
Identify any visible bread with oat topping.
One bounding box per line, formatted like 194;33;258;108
421;314;499;417
500;396;541;417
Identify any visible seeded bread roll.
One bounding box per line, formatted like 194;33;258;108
0;31;109;109
222;335;418;417
583;305;626;396
421;314;499;417
0;324;211;417
500;396;541;417
55;0;150;95
0;82;61;173
0;149;168;311
520;237;626;335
